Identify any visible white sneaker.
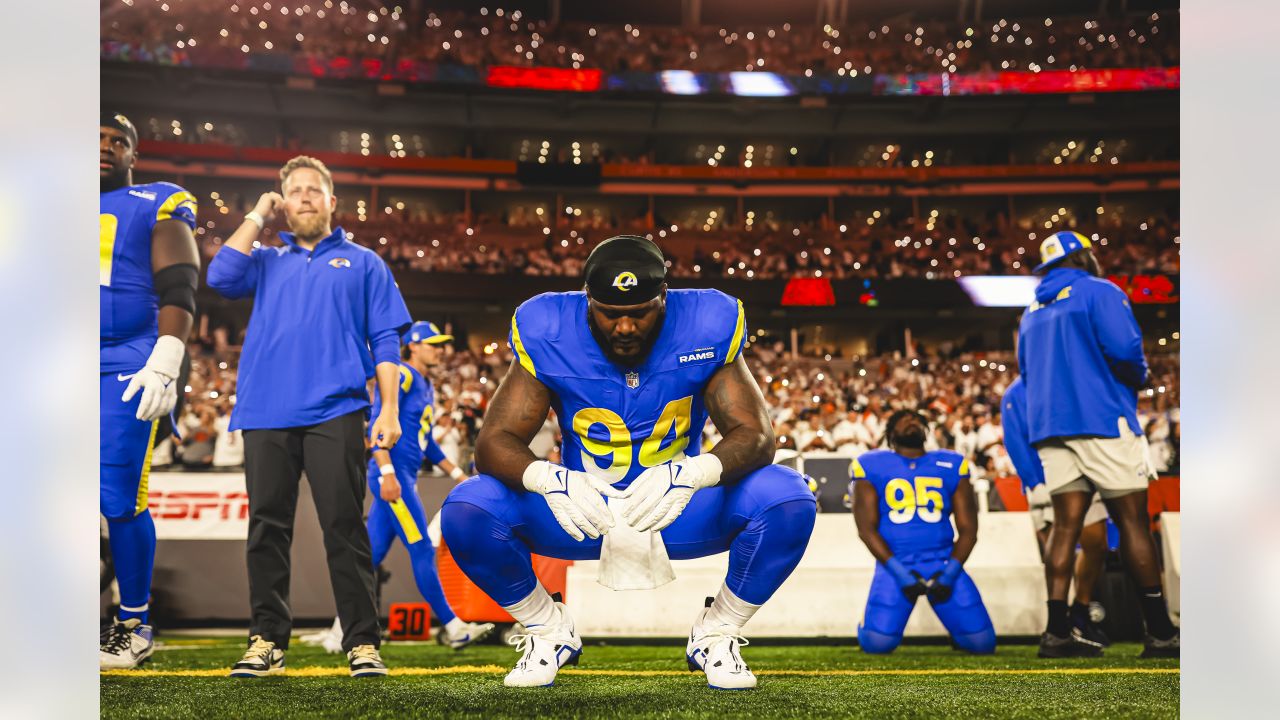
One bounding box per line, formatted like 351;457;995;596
439;621;497;650
503;603;582;687
299;617;344;654
100;619;154;670
686;606;757;690
229;635;286;677
347;644;389;678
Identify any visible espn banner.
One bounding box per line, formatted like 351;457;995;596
146;472;248;540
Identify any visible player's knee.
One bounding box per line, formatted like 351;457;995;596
741;463;814;500
103;504;145;524
441;477;510;555
758;498;817;550
953;627;997;655
444;473;511;507
858;624;902;654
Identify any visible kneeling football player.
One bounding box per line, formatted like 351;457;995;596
441;235;817;689
851;410;996;655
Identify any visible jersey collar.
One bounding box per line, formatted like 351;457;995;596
278;225;347;255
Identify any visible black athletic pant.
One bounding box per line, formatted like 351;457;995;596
243;410;378;651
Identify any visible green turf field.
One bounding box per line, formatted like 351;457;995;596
101;636;1178;719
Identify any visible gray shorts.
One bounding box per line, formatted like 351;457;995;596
1037;417;1152;500
1026;483;1108;532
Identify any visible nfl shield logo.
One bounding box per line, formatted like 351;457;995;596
625;371;640;389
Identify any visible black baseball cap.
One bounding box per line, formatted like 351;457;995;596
101;111;139;148
583;235;667;305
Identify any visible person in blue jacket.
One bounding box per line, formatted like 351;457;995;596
207;156;410;678
1017;230;1178;659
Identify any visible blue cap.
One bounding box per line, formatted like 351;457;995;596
403;321;453;345
1034;230;1093;273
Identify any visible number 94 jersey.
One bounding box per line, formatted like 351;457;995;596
851;449;970;555
508;289;747;489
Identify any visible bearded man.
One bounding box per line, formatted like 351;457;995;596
207;156;411;678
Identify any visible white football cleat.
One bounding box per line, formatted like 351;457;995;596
100;618;154;670
686;603;757;690
503;603;582;687
439;620;497;650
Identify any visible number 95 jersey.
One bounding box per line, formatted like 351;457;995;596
508;289;747;489
851;449;969;555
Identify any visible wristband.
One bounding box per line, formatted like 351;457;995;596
379;464;395;478
244;211;265;230
449;466;467;481
146;335;186;381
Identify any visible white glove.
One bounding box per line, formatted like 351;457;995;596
623;454;723;533
522;460;629;542
449;466;468;482
121;335;185;422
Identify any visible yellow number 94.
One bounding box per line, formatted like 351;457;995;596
572;396;693;483
884;476;945;524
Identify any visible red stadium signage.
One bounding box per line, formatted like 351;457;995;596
877;67;1179;96
780;278;836;307
487;66;603;92
146;472;249;540
1107;274;1179;304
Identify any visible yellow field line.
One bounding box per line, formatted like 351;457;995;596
102;665;1179;679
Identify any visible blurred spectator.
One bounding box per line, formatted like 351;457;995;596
192;209;1180;281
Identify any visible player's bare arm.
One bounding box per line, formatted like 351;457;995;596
950;475;979;564
151;217;199;342
474;359;553;490
702;354;775;483
370;362;402;449
853;480;894;564
371;448;401;502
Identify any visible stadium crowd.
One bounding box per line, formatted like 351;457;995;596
103;3;1176;77
157;336;1181;484
191;209;1181;280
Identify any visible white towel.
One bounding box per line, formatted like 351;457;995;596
597;493;676;591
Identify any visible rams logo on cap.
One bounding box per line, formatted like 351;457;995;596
612;271;638;292
328;258;352;269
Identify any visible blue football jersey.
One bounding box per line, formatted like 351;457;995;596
851;449;969;554
508;289;747;488
371;362;433;471
100;181;198;372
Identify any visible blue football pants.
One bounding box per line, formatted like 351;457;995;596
366;461;457;624
440;464;817;607
101;370;159;624
858;548;996;654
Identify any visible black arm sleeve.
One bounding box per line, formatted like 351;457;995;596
154;263;199;315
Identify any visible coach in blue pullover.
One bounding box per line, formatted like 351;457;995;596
1016;230;1177;659
207;156;410;678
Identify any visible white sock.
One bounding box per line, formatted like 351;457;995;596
444;617;467;636
703;583;761;633
502;582;558;629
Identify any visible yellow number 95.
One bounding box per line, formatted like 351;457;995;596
884;476;945;524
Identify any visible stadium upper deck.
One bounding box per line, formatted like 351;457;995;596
102;1;1177;80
